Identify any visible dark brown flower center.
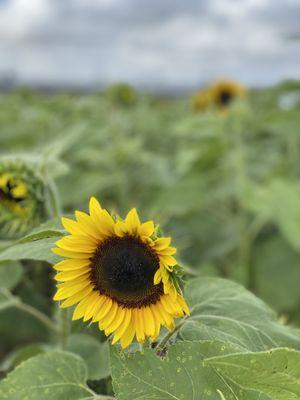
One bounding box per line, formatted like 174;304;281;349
219;90;233;106
90;235;163;308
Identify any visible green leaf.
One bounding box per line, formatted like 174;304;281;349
181;277;300;351
0;237;60;264
0;344;46;371
253;237;300;311
0;261;23;290
110;340;269;400
66;334;110;380
0;351;97;400
0;288;19;312
241;180;300;251
205;348;300;400
17;218;65;244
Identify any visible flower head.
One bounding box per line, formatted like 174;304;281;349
0;159;47;238
52;198;189;348
192;79;246;112
210;80;245;109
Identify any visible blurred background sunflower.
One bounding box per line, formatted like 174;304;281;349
0;158;48;238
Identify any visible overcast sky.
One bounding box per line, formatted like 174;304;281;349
0;0;299;90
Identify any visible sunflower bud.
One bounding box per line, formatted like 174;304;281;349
0;159;47;238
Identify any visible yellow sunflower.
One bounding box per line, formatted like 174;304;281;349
0;159;47;238
52;197;189;349
192;79;246;112
210;80;246;110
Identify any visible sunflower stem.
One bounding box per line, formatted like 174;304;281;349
156;320;186;351
14;301;59;334
58;307;70;350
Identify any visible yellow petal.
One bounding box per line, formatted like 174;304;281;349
53;259;90;271
75;211;102;239
114;221;128;237
97;210;115;236
61;217;86;236
135;309;145;343
120;316;136;349
150;305;162;339
125;208;141;235
161;295;179;315
150;304;164;325
177;295;190;316
142;307;155;337
105;307;126;335
89;196;102;217
160;255;177;267
56;236;97;254
158;246;177;256
157;301;175;330
89;198;115;235
72;294;96;320
61;287;93;309
112;309;132;345
52;247;89;259
99;302;118;330
56;276;90;289
153;237;171;251
153;269;162;285
139;221;155;238
83;293;103;321
93;297;112;322
55;268;90;282
53;279;91;300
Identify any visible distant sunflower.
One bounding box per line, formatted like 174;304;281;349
210;80;245;109
192;79;245;112
52;198;189;348
0;159;46;238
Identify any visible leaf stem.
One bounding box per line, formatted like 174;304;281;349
58;307;70;350
14;301;59;334
156;320;186;351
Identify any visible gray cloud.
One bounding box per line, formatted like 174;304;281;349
0;0;299;90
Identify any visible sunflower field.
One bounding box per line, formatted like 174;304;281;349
1;80;300;399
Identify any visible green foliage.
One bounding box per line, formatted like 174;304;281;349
0;351;97;400
110;341;270;400
66;334;110;380
180;277;300;351
205;348;300;400
1;82;300;398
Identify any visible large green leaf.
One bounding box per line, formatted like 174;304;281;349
66;334;110;380
17;218;65;244
205;348;300;400
241;180;300;251
110;340;269;400
0;261;23;290
0;351;97;400
0;237;60;264
253;237;300;311
180;277;300;351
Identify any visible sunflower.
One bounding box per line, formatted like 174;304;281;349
210;80;245;109
52;198;189;348
192;79;245;112
0;159;47;238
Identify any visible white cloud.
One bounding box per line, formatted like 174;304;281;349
0;0;299;89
